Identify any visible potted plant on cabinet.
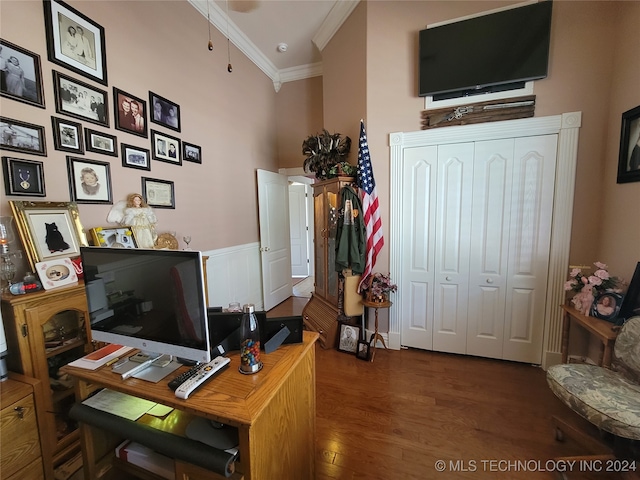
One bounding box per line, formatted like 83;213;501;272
302;129;351;180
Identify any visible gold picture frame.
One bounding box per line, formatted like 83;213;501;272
89;226;137;248
9;200;88;269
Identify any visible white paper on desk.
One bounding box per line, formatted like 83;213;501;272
147;403;174;417
82;388;158;421
67;346;134;370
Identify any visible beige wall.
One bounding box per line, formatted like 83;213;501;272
321;0;639;279
0;0;279;259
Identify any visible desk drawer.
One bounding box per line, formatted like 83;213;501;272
1;394;42;478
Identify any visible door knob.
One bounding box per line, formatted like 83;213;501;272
446;276;452;281
486;278;494;284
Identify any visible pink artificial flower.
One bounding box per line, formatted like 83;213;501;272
564;280;575;291
594;269;610;280
570;268;581;278
594;261;608;270
588;275;603;286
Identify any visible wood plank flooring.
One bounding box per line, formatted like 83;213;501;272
269;296;639;480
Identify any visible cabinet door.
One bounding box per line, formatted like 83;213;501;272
24;295;90;456
1;394;42;479
313;185;328;300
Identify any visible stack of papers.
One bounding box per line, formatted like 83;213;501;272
82;388;173;421
67;344;134;370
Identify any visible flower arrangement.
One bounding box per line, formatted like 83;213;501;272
564;262;625;315
361;272;397;302
302;129;351;180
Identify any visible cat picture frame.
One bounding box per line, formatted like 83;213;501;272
9;200;88;270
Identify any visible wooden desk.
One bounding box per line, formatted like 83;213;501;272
560;304;618;367
62;331;318;480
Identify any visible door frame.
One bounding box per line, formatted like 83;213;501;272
389;112;582;370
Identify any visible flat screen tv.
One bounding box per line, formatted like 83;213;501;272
80;247;211;364
619;262;640;322
418;1;552;99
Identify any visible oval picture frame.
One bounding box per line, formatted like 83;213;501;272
590;292;623;322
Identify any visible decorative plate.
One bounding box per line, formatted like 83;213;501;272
155;232;178;250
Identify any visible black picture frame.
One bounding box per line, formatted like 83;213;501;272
53;70;108;127
617;105;640;184
0;39;45;108
66;156;112;204
2;156;46;196
183;141;202;164
149;91;181;132
590;292;623;322
0;117;47;156
121;143;151;171
142;176;175;209
43;0;108;85
355;340;370;361
85;128;117;156
150;129;181;165
113;87;147;138
337;322;360;354
51;116;83;154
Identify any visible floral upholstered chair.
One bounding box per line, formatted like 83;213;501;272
546;316;640;467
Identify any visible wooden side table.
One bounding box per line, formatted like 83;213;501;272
361;299;392;362
560;304;619;367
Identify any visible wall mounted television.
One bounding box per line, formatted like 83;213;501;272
418;1;553;100
80;246;211;364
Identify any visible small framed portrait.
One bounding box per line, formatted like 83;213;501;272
35;258;78;290
89;226;137;248
149;91;181;132
85;128;117;156
51;116;83;154
355;340;370;361
0;39;45;108
151;129;181;165
43;0;108;85
183;142;202;164
617;105;640;184
2;156;46;197
53;70;108;127
0;117;46;156
8;200;88;269
591;292;623;322
337;322;360;354
121;143;151;171
142;176;175;209
66;156;112;204
114;87;147;138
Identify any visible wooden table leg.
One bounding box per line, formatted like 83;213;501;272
561;310;570;364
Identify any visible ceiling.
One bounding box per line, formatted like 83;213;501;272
188;0;359;91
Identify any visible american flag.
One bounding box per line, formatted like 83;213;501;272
356;120;384;292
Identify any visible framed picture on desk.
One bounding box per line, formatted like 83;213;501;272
590;292;622;322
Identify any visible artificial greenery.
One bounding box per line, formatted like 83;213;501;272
302;129;351;180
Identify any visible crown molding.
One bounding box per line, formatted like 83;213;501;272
189;0;355;91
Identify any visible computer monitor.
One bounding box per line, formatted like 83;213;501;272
80;247;212;364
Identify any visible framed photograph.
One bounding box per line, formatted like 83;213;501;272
591;292;623;322
2;156;46;196
51;116;83;154
142;176;175;209
66;156;112;204
43;0;108;85
89;226;137;248
151;129;181;165
0;38;45;108
337;322;360;354
8;200;88;269
0;117;46;156
183;142;202;164
355;340;370;361
85;128;117;156
35;258;78;290
149;91;181;132
53;70;108;127
121;143;151;171
114;87;147;138
617;105;640;184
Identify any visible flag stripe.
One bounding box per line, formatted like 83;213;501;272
357;120;384;293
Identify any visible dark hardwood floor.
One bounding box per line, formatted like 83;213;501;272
269;295;638;480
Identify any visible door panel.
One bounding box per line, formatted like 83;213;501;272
289;183;309;277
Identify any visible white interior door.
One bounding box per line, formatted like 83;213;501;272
257;169;292;311
289;183;309;277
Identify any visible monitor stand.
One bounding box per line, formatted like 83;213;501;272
112;353;181;383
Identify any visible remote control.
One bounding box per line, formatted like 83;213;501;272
175;356;231;399
167;362;203;391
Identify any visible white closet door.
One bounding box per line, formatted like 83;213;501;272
466;139;514;359
432;143;474;354
400;146;438;351
503;134;557;363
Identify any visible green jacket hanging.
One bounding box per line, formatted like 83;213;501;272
335;185;365;274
